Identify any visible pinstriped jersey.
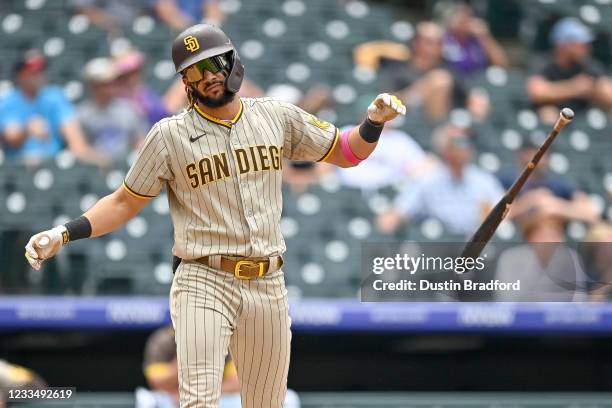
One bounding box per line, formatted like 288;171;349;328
123;97;339;259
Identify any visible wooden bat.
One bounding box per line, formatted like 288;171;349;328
459;108;574;263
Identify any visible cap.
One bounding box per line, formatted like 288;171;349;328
82;58;118;83
142;326;176;383
114;51;145;76
14;49;46;74
550;17;594;45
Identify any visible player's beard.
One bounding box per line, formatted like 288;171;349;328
191;83;235;108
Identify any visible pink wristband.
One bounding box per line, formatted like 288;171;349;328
340;130;364;165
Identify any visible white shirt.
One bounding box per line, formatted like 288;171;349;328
394;164;504;234
336;127;426;190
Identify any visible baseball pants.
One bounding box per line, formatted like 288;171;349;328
170;260;292;408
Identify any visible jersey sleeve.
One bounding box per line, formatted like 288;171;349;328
278;101;339;162
123;124;174;199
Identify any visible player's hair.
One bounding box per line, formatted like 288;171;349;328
184;80;196;111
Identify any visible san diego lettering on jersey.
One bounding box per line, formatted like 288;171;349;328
185;144;284;188
124;97;338;259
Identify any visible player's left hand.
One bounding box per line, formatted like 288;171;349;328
367;93;406;124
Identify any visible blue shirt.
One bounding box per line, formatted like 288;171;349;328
0;86;75;161
395;164;504;234
497;168;576;201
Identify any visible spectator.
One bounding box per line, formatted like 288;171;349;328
380;21;454;123
70;0;144;35
377;22;490;124
114;50;170;127
584;223;612;301
0;50;106;166
494;211;588;302
527;17;612;121
376;124;503;235
498;140;600;223
439;3;508;77
77;58;146;160
332;121;435;192
137;326;300;408
149;0;225;32
282;161;321;194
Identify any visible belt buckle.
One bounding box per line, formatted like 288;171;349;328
234;260;265;280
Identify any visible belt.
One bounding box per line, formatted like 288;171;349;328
193;255;283;280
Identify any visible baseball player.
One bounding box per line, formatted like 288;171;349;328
24;24;405;408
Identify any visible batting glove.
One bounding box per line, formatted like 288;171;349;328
367;93;407;124
24;226;66;270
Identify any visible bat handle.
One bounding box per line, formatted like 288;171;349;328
36;235;51;248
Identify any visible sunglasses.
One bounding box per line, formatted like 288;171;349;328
183;54;231;83
448;136;472;149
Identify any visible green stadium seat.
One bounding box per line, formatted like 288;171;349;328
0;187;54;232
84;238;157;294
0;12;44;48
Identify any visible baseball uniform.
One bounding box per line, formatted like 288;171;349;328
24;24;403;408
123;97;338;407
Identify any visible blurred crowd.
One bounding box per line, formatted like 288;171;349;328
1;1;612;296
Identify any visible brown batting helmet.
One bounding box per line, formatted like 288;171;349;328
171;24;244;93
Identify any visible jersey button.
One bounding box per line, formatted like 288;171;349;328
246;210;253;216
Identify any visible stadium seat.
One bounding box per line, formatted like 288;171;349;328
83;238;163;294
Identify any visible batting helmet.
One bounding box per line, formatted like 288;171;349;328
172;24;244;93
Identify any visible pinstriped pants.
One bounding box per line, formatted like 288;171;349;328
170;260;292;408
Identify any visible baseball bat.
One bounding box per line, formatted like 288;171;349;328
458;108;574;264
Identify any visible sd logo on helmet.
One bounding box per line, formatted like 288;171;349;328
172;24;244;94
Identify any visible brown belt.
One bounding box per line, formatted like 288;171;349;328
195;255;283;279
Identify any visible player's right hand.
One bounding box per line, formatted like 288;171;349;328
25;226;66;270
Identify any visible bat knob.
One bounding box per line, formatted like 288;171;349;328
561;108;574;121
37;236;50;247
